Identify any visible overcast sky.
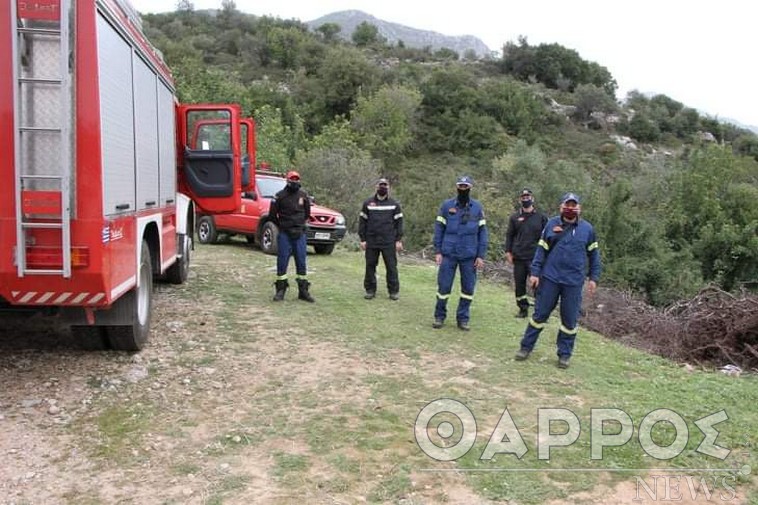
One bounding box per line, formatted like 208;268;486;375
128;0;758;127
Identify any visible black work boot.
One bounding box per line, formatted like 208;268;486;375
273;280;288;301
297;279;315;303
517;306;529;318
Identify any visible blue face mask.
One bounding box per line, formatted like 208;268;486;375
521;199;533;208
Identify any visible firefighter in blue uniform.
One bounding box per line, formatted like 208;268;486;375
432;176;489;331
515;192;601;368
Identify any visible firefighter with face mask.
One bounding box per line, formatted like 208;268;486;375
504;188;548;318
270;171;314;302
432;175;489;331
514;192;601;368
359;178;404;300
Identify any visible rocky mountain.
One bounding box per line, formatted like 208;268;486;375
307;10;491;58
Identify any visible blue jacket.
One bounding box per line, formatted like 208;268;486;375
531;216;601;286
433;198;489;260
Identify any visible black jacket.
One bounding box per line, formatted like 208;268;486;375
504;208;548;262
358;194;404;248
270;187;311;237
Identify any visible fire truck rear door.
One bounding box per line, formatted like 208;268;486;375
177;105;242;213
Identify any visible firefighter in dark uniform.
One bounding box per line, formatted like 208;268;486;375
270;170;315;302
504;188;548;318
515;192;601;368
432;175;489;331
359;178;404;300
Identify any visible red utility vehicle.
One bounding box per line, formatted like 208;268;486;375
197;169;347;255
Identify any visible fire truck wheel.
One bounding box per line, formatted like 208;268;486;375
71;325;109;350
166;233;191;285
260;221;278;255
197;216;218;244
107;241;153;351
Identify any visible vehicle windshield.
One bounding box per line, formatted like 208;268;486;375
257;176;286;198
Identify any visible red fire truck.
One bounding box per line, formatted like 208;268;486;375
0;0;253;350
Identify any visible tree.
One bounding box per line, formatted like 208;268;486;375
296;145;380;231
351;85;422;163
316;22;341;43
352;21;380;47
267;26;305;69
315;46;379;120
176;0;193;11
572;83;618;123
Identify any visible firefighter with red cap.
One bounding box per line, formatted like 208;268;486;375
270;170;315;302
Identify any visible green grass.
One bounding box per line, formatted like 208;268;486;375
144;241;758;502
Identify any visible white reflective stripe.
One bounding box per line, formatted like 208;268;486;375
367;205;397;210
436;216;447;224
111;276;137;299
20;292;37;303
394;213;403;219
460;293;474;300
162;256;177;272
53;292;72;304
560;324;578;335
529;318;546;329
359;212;368;219
436;293;450;299
71;293;89;304
478;219;486;226
88;293;105;304
35;292;55;304
587;241;599;251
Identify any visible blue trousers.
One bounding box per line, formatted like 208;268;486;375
434;256;477;323
276;232;307;279
520;277;583;357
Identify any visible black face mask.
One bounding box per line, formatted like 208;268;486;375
521;199;533;208
457;188;470;204
287;181;301;192
377;187;388;197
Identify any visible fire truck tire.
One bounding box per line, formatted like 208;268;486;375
71;325;109;350
166;233;191;285
197;216;218;244
260;221;278;255
106;241;153;351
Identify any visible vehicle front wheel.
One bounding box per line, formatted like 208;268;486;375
313;243;335;255
259;221;278;255
197;216;217;244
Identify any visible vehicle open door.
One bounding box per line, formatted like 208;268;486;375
176;104;243;213
240;118;256;193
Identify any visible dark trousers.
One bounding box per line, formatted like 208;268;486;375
364;245;399;294
513;259;531;309
520;277;583;357
434;256;477;323
276;232;307;279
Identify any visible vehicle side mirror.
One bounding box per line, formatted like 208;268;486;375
245;191;257;201
308;195;316;204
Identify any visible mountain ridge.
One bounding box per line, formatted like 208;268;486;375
307;10;491;58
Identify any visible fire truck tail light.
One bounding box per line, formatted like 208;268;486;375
71;247;90;268
26;247;90;269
